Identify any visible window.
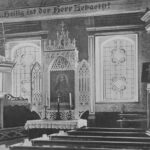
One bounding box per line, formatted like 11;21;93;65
95;34;138;102
31;62;41;107
10;41;41;103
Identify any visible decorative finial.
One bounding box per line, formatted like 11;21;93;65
47;22;76;51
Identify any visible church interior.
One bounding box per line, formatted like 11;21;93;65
1;0;150;149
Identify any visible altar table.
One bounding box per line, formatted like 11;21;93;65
24;119;87;130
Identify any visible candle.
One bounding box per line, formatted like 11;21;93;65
46;93;48;106
57;96;60;103
69;93;72;107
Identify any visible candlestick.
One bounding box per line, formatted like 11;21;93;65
56;94;61;120
44;105;48;120
56;31;59;38
69;93;72;108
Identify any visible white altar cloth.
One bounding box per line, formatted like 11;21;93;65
24;119;87;130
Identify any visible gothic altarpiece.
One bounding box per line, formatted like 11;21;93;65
41;22;91;120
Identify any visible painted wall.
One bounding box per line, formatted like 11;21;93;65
0;98;3;128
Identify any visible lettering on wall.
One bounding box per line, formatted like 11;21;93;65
0;2;111;19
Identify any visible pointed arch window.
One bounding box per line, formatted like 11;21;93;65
31;62;41;107
95;34;138;102
11;42;41;103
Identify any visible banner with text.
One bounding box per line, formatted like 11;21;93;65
0;2;111;22
0;0;146;22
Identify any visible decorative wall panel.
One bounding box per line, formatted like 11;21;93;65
31;62;42;112
6;40;41;103
46;22;78;119
95;34;138;102
77;60;91;114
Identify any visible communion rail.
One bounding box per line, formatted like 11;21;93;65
0;126;27;141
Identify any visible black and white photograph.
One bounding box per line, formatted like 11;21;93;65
0;0;150;150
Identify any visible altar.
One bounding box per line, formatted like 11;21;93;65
24;119;87;139
25;119;87;130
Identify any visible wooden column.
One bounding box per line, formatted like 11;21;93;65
147;84;150;129
141;13;150;129
0;97;3;128
88;35;95;114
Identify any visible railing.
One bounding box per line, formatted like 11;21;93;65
0;126;27;141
